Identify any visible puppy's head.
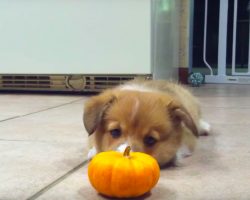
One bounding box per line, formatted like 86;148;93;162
83;90;198;166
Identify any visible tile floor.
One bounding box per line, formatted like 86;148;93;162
0;84;250;200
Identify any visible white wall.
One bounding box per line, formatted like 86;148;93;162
0;0;151;74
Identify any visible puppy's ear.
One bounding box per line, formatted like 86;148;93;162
83;92;116;135
168;101;199;137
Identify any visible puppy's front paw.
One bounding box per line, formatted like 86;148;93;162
87;147;97;160
199;119;211;136
177;145;193;159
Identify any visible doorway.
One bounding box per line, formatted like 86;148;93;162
192;0;250;83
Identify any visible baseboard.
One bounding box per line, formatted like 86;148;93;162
0;74;151;92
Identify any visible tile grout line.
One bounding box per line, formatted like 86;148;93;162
0;116;20;122
0;138;73;144
22;98;84;117
0;98;84;123
26;160;88;200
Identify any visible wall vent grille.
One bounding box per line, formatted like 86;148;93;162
0;75;151;92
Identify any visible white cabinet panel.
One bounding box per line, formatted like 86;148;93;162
0;0;151;74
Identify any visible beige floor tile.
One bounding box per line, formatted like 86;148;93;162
0;103;88;143
0;140;86;200
198;96;250;108
201;107;250;125
0;94;86;121
191;84;250;97
0;98;89;200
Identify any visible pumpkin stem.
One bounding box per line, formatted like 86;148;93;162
123;146;131;157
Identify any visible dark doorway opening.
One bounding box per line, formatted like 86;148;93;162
192;0;250;74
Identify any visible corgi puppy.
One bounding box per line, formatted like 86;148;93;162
83;80;210;167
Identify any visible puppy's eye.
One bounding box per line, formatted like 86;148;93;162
110;129;121;138
144;136;157;147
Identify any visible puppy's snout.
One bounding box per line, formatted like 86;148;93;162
116;142;140;153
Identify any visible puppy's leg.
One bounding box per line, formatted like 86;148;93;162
198;119;211;136
87;134;97;160
177;130;197;159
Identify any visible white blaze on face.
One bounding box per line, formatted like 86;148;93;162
131;97;140;122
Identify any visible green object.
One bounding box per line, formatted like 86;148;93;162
161;0;170;12
188;72;204;87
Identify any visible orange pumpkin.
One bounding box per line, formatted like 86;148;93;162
88;146;160;198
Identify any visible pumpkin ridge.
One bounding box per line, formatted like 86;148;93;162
132;153;160;188
131;157;151;197
89;154;116;196
106;157;116;196
134;155;155;188
109;156;132;197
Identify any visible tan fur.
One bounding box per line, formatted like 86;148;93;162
83;80;206;167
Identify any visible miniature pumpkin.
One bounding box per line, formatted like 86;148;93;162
88;146;160;198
